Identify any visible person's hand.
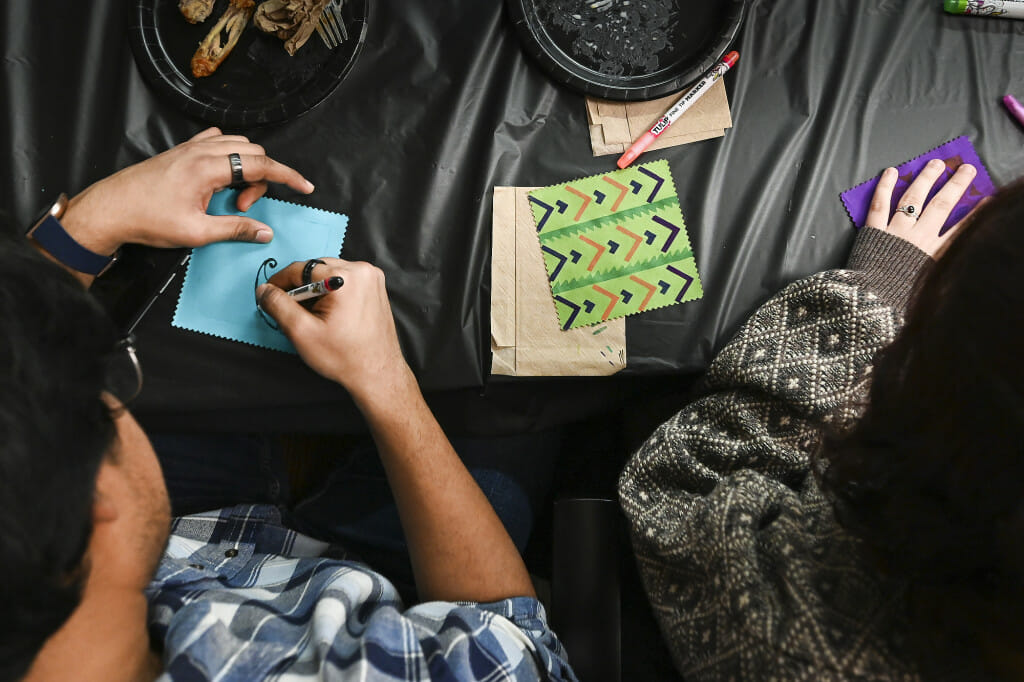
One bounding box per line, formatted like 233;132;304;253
866;159;982;259
256;258;412;400
61;127;314;256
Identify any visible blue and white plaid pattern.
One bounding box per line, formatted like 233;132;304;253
146;505;577;681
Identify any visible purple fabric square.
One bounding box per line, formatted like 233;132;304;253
840;136;997;234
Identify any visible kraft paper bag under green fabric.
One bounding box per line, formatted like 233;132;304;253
173;190;347;353
527;160;702;330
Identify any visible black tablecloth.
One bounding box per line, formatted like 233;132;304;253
2;0;1023;434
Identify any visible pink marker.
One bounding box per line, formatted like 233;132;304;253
617;51;740;170
1003;94;1024;129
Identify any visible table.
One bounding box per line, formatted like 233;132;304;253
2;0;1022;435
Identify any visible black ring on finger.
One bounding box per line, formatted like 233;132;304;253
302;258;326;285
228;152;244;187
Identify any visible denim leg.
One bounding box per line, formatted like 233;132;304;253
286;429;561;592
451;430;561;552
150;432;290;517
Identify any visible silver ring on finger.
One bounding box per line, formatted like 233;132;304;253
228;152;245;187
895;204;919;220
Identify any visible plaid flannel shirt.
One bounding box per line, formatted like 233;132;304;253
146;505;576;681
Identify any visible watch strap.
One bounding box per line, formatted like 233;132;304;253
28;213;116;276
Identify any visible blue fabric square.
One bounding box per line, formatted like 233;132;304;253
172;191;347;353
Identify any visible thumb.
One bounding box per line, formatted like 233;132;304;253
257;283;314;339
934;196;992;260
200;214;274;245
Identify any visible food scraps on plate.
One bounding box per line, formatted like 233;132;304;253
181;0;337;78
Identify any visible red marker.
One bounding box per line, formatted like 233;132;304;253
617;51;739;169
286;276;344;302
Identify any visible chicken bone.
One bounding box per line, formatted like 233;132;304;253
254;0;330;56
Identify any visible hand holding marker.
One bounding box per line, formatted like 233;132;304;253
617;51;739;169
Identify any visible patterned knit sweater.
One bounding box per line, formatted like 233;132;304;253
619;227;936;680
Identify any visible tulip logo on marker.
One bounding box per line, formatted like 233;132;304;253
616;51;738;169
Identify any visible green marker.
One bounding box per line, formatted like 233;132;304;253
944;0;1024;19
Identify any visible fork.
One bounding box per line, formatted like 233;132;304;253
316;0;348;50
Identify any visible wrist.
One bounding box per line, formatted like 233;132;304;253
61;188;125;257
846;227;931;311
347;362;420;416
25;191;122;281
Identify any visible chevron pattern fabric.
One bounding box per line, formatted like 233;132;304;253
527;160;703;330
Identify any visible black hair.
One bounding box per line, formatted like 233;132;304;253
0;237;118;681
819;180;1024;678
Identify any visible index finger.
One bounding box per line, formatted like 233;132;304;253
265;257;345;290
240;154;315;195
266;260;314;290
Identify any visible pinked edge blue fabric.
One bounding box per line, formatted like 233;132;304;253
172;190;348;353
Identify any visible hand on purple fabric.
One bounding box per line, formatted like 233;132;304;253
841;136;997;235
866;160;984;259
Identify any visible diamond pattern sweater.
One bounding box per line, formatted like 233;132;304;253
619;228;934;680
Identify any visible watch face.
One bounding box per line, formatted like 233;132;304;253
27;194;68;234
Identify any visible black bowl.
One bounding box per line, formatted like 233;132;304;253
507;0;746;101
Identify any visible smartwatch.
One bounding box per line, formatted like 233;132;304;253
25;193;118;276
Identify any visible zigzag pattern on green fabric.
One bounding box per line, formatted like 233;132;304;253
549;250;695;295
537;196;679;243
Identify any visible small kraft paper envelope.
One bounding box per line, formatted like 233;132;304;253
491;187;626;377
586;79;733;157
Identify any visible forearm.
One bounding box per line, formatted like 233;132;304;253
703;226;929;406
351;367;536;603
259;258;536;602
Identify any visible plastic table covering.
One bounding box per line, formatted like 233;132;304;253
2;0;1023;435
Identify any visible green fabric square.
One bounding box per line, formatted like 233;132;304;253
528;160;703;330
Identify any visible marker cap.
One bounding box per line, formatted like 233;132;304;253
944;0;967;13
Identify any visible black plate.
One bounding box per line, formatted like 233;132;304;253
130;0;369;128
507;0;745;101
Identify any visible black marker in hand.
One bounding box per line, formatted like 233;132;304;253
287;276;344;302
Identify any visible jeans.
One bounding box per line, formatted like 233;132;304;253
151;429;560;596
